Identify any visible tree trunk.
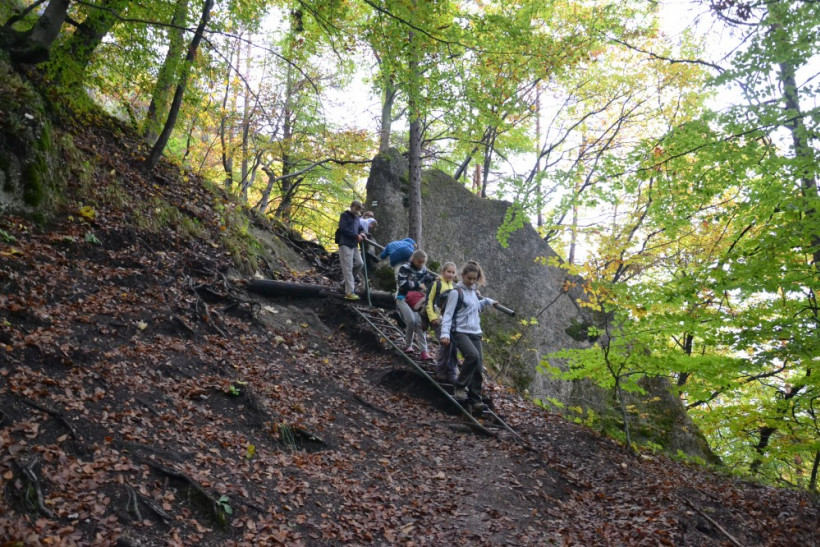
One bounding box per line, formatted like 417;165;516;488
219;38;237;191
535;88;543;227
568;201;578;265
615;375;633;453
749;382;803;474
406;24;423;247
809;450;819;492
276;61;297;221
2;0;70;64
480;127;496;198
239;38;254;200
145;0;214;172
769;2;820;272
50;0;128;91
257;166;276;214
452;148;476;181
144;0;189;146
379;79;397;152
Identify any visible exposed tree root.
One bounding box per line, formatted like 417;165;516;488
21;397;78;440
125;483;172;522
134;396;162;417
187;276;229;337
118;441;193;463
14;457;56;519
140;459;229;526
352;392;394;416
683;498;744;547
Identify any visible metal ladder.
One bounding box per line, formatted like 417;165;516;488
348;304;525;443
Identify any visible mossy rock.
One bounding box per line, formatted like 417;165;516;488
374;266;397;292
0;56;63;221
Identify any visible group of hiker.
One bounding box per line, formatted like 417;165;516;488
337;200;495;414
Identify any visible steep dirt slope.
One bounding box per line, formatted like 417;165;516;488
0;124;818;546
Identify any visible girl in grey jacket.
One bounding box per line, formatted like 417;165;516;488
439;261;495;413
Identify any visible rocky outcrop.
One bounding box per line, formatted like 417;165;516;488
366;148;718;463
366;149;593;393
0;54;62;221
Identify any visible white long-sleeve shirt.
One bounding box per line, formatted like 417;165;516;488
439;282;494;337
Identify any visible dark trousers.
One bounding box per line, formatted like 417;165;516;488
453;332;483;402
434;323;458;380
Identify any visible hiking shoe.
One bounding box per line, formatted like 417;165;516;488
403;346;415;354
420;351;433;361
467;401;488;414
344;293;360;301
453;387;468;402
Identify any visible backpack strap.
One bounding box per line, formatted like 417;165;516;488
451;288;464;332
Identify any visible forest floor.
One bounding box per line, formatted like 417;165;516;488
0;123;818;546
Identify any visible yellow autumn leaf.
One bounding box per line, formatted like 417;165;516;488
246;444;256;459
78;205;96;222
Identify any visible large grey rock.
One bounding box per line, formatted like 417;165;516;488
366;149;593;395
366;148;718;463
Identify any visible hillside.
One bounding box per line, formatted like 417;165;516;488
1;122;819;546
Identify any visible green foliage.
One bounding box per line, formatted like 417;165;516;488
216;495;233;516
565;319;599;343
84;231;101;246
496;201;526;248
0;229;16;243
274;422;297;452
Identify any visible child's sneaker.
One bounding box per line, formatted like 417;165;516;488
467;401;488;415
420;351;433;361
403;346;415;354
344;293;360;301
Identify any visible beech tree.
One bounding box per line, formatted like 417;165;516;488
144;0;213;171
1;0;71;63
541;0;819;487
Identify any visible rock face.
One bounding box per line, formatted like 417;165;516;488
366;149;593;394
0;57;61;221
366;148;718;462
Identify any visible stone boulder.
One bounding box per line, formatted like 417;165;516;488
366;148;718;463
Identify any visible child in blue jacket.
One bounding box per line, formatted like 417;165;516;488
380;238;417;271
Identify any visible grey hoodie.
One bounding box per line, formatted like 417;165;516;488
439;282;494;337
